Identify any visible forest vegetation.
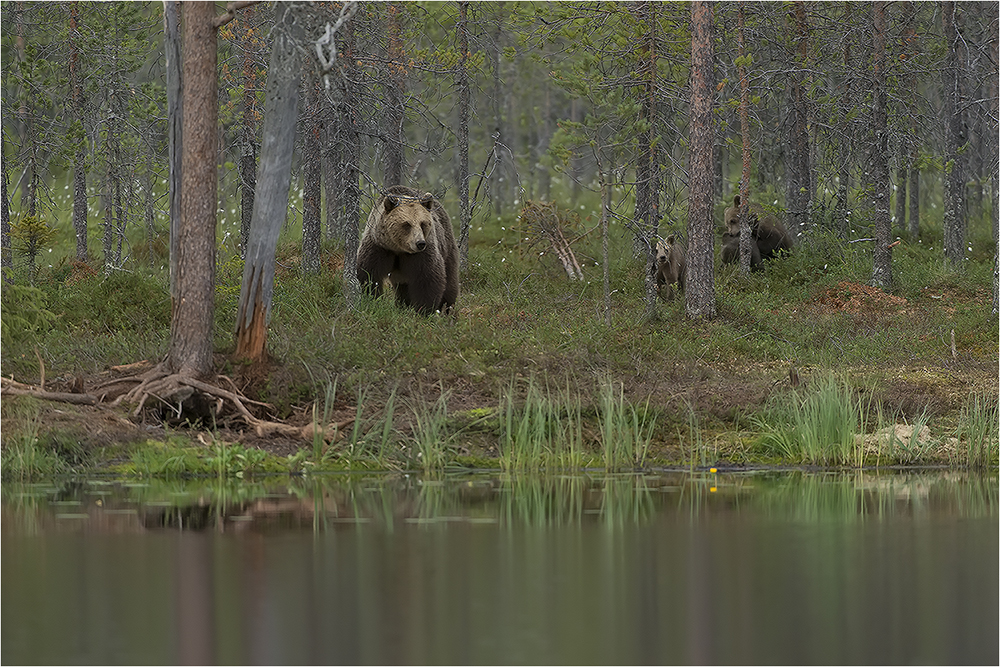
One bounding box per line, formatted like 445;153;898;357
0;1;997;479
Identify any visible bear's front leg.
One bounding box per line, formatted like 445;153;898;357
357;244;395;298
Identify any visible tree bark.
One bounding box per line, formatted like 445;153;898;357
456;1;471;271
1;145;10;278
302;75;322;275
235;1;302;361
340;18;362;306
786;1;812;236
686;1;716;320
165;0;182;299
383;2;405;186
941;1;967;270
69;3;88;262
238;6;259;258
169;0;218;378
870;1;893;291
737;4;754;273
633;1;660;320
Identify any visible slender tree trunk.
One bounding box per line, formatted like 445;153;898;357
594;148;612;326
165;0;182;299
302;76;322;275
235;1;302;361
834;1;854;239
340;19;362;306
737;4;754;273
908;159;920;239
1;146;10;278
686;1;716;320
238;8;258;258
634;1;660;318
870;1;893;291
383;2;405;186
69;3;88;262
787;1;812;235
895;160;907;232
456;1;471;270
169;0;218;378
941;1;967;270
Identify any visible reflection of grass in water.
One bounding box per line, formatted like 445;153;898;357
600;475;655;528
499;475;587;527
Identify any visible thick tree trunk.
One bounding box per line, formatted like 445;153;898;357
456;1;471;271
941;1;967;270
169;1;218;378
235;1;302;361
686;1;716;320
870;1;893;291
302;77;322;275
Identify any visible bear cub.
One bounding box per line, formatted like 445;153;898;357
357;185;460;314
655;234;686;301
721;194;793;267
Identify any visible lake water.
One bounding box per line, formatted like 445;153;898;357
2;470;997;665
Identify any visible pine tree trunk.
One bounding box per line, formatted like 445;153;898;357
69;4;88;263
165;0;182;299
908;160;920;239
302;77;322;275
870;1;893;291
737;4;754;273
456;1;471;271
169;0;218;378
1;146;10;278
383;2;405;186
340;18;362;306
787;2;812;235
686;1;716;320
941;1;967;270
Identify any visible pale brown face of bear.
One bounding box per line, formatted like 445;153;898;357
656;235;675;265
384;194;435;254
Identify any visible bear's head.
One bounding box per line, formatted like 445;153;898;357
656;234;677;265
383;192;436;254
724;194;760;235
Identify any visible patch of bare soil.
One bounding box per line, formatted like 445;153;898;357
811;280;909;315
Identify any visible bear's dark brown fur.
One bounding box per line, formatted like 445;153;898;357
723;194;793;261
357;185;459;314
721;231;761;270
655;234;686;301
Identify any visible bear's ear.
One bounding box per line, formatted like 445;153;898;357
733;195;741;207
420;193;434;210
385;195;399;213
666;233;675;244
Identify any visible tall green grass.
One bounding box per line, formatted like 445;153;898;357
957;391;999;470
0;398;70;481
599;380;655;471
755;375;864;465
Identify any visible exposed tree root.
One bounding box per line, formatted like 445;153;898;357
3;367;354;446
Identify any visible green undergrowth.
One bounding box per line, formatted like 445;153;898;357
1;199;997;479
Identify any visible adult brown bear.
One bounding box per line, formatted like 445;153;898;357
723;195;793;260
357;186;459;314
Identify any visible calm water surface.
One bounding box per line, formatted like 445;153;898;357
2;470;997;665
